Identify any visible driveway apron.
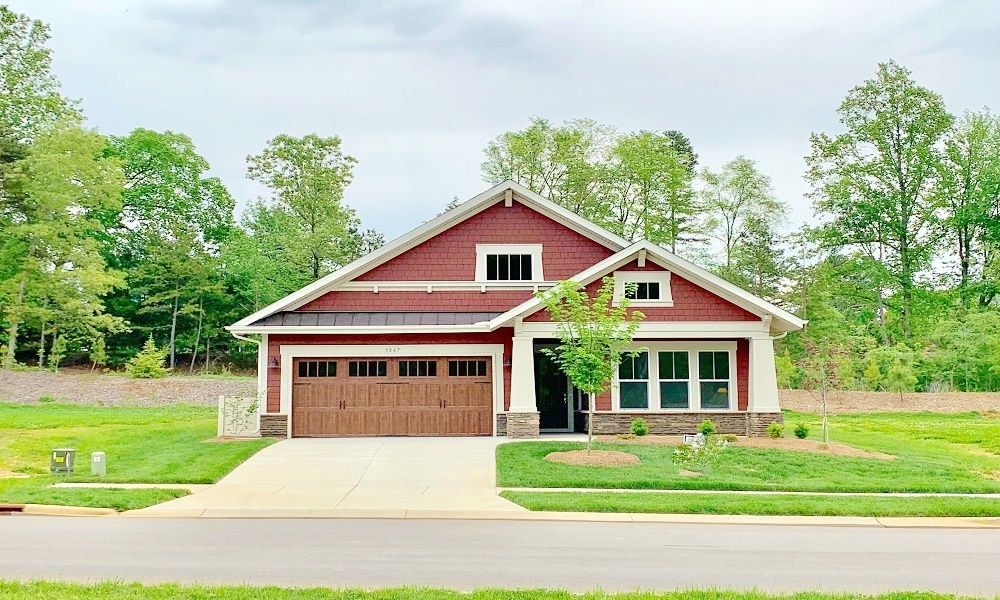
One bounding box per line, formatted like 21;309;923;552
134;437;524;515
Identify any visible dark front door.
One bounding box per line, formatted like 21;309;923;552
534;350;569;430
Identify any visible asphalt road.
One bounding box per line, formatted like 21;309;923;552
1;517;998;594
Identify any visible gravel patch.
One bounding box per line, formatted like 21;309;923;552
0;370;255;407
779;389;1000;413
545;450;641;467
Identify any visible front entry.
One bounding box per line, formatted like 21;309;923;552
534;349;572;431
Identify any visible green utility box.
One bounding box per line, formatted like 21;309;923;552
50;448;76;474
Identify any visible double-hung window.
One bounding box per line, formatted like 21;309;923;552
698;351;731;409
617;353;649;409
657;351;689;409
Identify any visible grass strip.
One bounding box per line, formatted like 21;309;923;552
500;490;1000;517
0;582;984;600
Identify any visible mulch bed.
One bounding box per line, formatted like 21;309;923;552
545;449;641;467
598;434;895;460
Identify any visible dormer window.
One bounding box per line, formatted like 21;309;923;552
613;271;673;306
476;244;544;282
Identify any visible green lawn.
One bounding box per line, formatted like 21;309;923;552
0;402;274;510
501;491;1000;517
497;412;1000;494
0;582;982;600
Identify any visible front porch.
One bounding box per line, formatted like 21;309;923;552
500;329;784;438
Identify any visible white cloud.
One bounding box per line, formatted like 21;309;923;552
11;0;999;239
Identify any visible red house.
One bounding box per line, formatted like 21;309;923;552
228;181;804;438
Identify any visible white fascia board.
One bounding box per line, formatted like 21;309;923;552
226;324;492;335
517;320;767;338
490;240;805;333
230;180;628;329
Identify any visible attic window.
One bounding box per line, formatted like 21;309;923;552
613;271;673;306
476;244;543;282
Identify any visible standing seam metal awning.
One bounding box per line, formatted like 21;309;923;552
247;311;503;328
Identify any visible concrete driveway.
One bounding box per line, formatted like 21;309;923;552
134;437;524;516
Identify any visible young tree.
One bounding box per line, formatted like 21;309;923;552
538;278;644;449
0;7;80;140
800;338;849;443
126;336;169;379
90;335;107;372
807;61;954;339
247;134;362;281
47;333;66;371
701;156;785;270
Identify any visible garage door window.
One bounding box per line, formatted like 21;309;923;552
448;360;487;377
348;360;387;377
298;361;337;378
399;360;437;377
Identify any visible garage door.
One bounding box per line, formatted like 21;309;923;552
291;356;493;436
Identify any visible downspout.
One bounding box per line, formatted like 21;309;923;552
228;330;268;434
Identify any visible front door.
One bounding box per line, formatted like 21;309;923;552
534;349;570;431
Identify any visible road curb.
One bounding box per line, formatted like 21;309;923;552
118;508;1000;528
21;504;117;517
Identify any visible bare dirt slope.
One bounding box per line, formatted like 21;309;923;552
779;389;1000;413
0;370;255;406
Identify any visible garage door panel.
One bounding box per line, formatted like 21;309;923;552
292;356;494;437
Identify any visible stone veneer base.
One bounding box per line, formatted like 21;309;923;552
504;412;540;438
586;411;782;437
259;413;288;437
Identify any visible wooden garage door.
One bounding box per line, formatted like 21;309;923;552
291;356;493;436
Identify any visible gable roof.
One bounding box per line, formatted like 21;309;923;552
488;240;806;334
228;180;630;330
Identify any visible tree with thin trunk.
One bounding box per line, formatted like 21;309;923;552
538;278;644;450
807;61;954;341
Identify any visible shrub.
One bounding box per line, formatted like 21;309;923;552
674;435;728;470
698;419;716;436
630;417;649;436
126;337;170;379
793;422;810;439
767;421;784;438
47;335;67;372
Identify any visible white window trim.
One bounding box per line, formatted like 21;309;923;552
617;354;651;411
611;341;737;412
476;244;544;282
657;350;692;411
612;271;673;307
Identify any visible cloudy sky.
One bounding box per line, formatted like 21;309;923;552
10;0;1000;239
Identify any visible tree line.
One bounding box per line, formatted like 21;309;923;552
481;63;999;393
2;6;998;391
0;7;381;372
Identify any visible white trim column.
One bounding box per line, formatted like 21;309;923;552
748;334;780;412
509;336;537;412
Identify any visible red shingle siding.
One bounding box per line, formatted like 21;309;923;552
298;290;533;312
525;260;760;322
265;331;514;413
355;199;614;281
593;338;749;411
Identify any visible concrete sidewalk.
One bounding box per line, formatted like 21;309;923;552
131;437;524;515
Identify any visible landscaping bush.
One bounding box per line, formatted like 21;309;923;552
767;421;784;438
126;337;170;379
698;419;716;436
794;422;810;439
630;417;649;436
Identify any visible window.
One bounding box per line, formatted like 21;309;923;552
399;360;437;377
476;244;543;282
348;360;387;377
625;281;661;300
486;254;532;281
613;271;672;305
698;351;731;409
448;359;487;377
618;352;649;409
657;351;689;409
297;361;337;378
